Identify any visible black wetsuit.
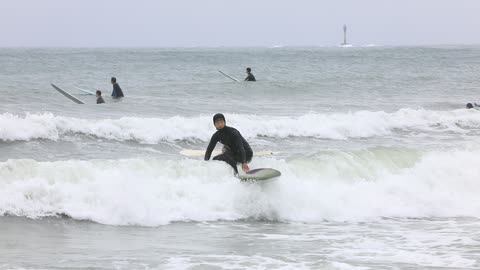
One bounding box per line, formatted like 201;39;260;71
96;96;105;104
245;73;256;81
204;126;253;174
111;83;124;98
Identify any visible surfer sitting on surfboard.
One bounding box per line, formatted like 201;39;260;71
204;113;253;175
110;77;124;98
244;67;256;81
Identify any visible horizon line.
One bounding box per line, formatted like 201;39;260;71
1;43;480;49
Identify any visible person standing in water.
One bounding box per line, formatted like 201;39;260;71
110;77;124;98
244;67;256;81
204;113;253;175
96;90;105;104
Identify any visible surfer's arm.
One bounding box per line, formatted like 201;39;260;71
233;131;247;163
204;133;219;160
111;84;120;97
234;133;249;172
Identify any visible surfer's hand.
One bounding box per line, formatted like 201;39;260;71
242;163;249;172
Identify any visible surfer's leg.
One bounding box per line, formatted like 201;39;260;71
213;152;239;174
233;149;253;164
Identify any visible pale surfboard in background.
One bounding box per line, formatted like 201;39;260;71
218;70;239;82
74;86;96;96
179;149;275;157
51;83;85;104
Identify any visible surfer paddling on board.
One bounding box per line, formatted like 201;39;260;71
204;113;253;176
244;67;256;81
110;77;124;98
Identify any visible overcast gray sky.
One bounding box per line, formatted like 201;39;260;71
1;0;479;47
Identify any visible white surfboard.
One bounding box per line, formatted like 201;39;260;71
218;70;239;82
179;149;275;157
51;83;85;104
74;86;96;96
238;168;281;181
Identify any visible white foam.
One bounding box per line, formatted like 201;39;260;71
165;254;310;270
1;148;480;226
1;109;480;143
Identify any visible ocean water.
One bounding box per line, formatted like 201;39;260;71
1;46;480;269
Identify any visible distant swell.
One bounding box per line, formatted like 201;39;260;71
1;148;480;226
1;109;479;143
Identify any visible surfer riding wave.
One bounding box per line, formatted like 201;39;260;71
204;113;253;175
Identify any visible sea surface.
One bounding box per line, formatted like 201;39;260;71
1;46;480;269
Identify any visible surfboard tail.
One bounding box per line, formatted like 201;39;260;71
238;168;281;181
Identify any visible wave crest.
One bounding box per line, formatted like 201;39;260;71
1;148;480;226
1;109;479;143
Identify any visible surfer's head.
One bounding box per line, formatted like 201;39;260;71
96;90;102;97
111;77;117;84
246;67;251;73
213;113;226;129
466;103;474;109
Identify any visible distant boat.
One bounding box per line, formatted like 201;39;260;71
340;24;352;47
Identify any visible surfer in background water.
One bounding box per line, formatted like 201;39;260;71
96;90;105;104
466;103;480;109
110;77;124;98
244;67;256;81
204;113;253;175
